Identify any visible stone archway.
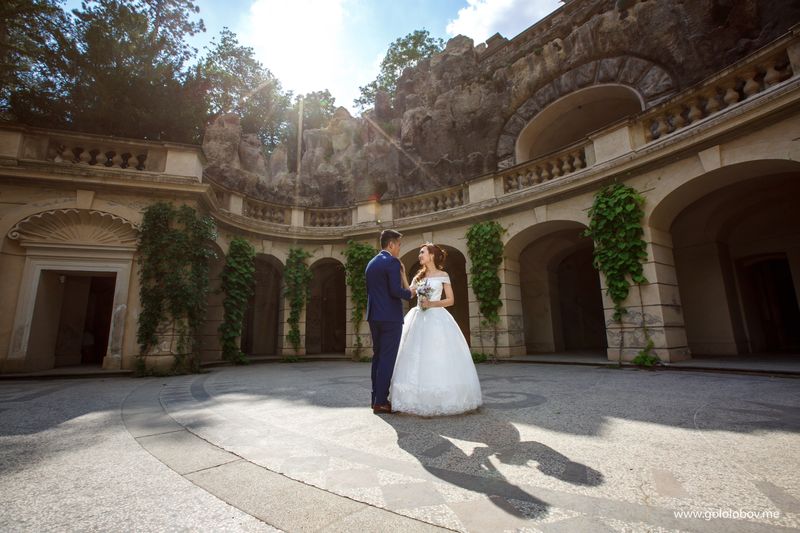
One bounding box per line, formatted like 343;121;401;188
401;245;471;345
505;220;606;355
4;209;138;372
242;254;284;357
515;84;643;163
496;56;675;168
651;163;800;355
306;258;346;354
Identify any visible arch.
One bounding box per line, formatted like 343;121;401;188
648;159;800;232
515;85;643;163
242;254;284;357
2;208;139;372
666;168;800;355
7;209;139;248
306;258;346;354
505;221;606;354
496;56;675;167
505;220;588;259
401;245;471;344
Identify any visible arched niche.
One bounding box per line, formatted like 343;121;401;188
306;258;346;354
516;85;643;163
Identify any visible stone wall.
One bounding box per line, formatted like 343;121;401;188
202;0;800;208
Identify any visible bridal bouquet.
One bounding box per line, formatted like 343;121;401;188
416;279;433;311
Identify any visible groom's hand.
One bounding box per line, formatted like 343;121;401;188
409;286;417;297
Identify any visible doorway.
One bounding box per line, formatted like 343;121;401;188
37;272;117;368
306;261;346;354
740;256;800;353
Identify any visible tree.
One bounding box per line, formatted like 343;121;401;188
354;29;444;111
199;28;291;152
0;0;74;125
66;0;207;142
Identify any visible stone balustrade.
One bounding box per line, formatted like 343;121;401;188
500;142;589;194
395;185;468;219
50;141;149;170
244;199;289;224
641;44;796;143
305;208;352;227
0;126;204;180
2;31;798;233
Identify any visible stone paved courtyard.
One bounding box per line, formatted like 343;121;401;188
1;362;799;532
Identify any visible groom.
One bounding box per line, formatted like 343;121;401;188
365;229;415;414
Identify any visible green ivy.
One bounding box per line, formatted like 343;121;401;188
283;247;312;351
343;240;377;359
219;237;256;365
466;221;506;326
136;202;216;373
584;183;649;321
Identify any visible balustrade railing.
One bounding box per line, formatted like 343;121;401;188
395;185;468;218
49;141;149;170
305;208;352;227
501;142;588;194
244;199;289;224
641;46;796;142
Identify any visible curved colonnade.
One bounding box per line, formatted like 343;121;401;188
1;33;799;372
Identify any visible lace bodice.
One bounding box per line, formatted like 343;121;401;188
412;274;450;301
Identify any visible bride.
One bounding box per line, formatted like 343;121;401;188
390;243;482;416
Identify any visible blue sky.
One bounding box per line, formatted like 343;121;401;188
65;0;562;112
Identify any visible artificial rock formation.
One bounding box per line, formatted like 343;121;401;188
202;0;800;207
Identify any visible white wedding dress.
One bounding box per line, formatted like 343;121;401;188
390;274;482;416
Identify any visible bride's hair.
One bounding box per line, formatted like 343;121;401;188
412;243;447;285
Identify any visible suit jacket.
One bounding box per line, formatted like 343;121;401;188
365;250;412;322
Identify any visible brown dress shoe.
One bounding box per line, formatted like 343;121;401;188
372;404;392;414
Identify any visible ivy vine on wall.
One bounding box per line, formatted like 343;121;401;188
136;202;217;373
343;240;377;359
283;247;313;351
584;183;649;321
219;237;256;365
466;220;506;328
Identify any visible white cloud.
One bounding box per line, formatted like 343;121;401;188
238;0;369;112
445;0;562;44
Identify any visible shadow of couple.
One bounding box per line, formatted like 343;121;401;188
378;404;604;520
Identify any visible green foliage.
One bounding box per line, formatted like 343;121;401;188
219;237;256;365
2;2;338;147
471;352;489;364
198;28;291;151
354;29;444;110
136;202;216;372
466;221;506;325
343;240;376;358
631;341;659;367
584;183;649;321
283;247;312;351
64;0;207;141
0;0;74;124
282;354;300;363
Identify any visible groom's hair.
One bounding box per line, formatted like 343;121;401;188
380;229;403;249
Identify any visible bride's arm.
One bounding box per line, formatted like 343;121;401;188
424;282;454;309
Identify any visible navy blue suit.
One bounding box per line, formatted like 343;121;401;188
365;250;412;406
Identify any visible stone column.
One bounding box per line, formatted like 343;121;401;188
673;241;748;355
469;257;526;357
344;284;372;359
604;227;690;362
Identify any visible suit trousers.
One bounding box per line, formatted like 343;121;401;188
369;320;403;406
